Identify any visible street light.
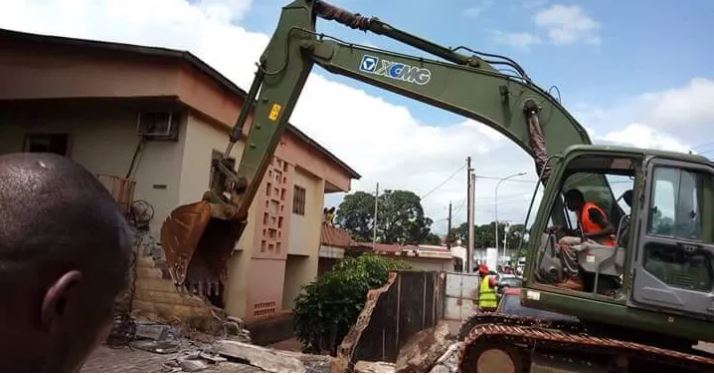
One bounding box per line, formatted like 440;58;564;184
495;172;526;266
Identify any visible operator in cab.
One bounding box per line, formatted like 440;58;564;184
553;189;617;291
565;189;616;246
477;265;498;312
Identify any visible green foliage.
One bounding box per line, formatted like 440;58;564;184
335;191;375;242
335;189;437;245
451;221;529;249
293;254;410;354
378;190;433;244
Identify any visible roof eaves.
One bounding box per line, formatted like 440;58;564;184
0;28;361;179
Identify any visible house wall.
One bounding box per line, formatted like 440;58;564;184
0;33;359;325
0;102;185;235
281;168;324;309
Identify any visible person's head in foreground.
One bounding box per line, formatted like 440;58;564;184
0;153;130;372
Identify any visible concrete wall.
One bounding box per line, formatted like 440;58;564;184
0;101;184;235
336;271;445;368
281;254;310;310
133;255;214;323
281;168;324;309
402;257;454;272
288;168;324;256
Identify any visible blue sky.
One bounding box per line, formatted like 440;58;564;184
242;0;714;126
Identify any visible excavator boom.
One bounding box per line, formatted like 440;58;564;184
161;0;592;294
160;2;714;370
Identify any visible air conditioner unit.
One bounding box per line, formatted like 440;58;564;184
137;111;180;141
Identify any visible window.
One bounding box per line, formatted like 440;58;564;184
293;185;306;215
24;133;69;156
643;166;714;292
648;167;711;242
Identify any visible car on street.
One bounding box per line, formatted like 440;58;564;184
496;274;523;298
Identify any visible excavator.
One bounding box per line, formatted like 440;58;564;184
161;0;714;371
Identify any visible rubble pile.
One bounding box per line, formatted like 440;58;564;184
108;316;332;373
395;322;452;372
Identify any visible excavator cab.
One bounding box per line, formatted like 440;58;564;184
533;152;637;295
525;146;714;342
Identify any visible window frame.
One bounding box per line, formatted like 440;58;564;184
293;185;306;216
23;133;71;156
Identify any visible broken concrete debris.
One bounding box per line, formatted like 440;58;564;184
129;339;179;354
354;360;396;373
395;322;452;373
134;321;173;341
216;339;306;373
429;343;462;373
179;359;209;372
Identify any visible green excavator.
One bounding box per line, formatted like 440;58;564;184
160;0;714;371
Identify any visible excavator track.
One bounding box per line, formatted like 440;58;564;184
458;314;714;372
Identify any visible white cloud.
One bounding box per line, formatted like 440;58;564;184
534;4;600;45
0;0;536;232
576;78;714;154
492;31;542;51
1;1;709;235
598;123;690;152
197;0;252;22
640;78;714;136
463;1;493;19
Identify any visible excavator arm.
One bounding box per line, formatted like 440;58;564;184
161;0;592;296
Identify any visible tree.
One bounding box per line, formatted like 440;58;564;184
336;189;436;244
335;191;375;242
378;190;432;244
451;221;529;250
423;233;442;245
293;254;410;354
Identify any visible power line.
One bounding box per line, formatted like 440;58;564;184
420;163;467;201
692;140;714;151
474;174;537;183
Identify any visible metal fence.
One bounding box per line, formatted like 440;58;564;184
443;271;480;321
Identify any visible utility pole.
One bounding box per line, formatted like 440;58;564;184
447;201;452;250
372;182;379;250
466;157;474;274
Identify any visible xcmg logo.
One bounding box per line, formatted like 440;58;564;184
359;55;432;85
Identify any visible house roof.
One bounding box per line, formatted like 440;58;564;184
351;242;452;260
0;28;361;179
319;223;353;248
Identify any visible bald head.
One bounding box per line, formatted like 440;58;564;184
0;153;130;371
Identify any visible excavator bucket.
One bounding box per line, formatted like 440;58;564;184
160;201;244;299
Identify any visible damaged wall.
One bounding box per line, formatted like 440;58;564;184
132;254;216;324
334;271;445;371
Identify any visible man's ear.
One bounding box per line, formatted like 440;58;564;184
41;270;83;329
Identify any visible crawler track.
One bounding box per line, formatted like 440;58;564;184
458;314;714;372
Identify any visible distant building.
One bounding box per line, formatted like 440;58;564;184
351;242;455;272
317;223;352;275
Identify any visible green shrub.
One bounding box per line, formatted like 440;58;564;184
293;254;410;354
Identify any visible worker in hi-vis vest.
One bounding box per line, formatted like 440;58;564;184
478;264;498;312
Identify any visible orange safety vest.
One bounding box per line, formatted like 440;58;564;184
579;202;616;246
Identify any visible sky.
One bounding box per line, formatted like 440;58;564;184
2;0;713;234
